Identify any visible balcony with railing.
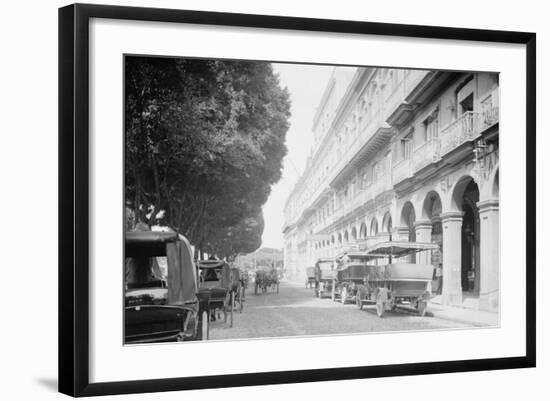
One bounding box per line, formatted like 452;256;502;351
480;90;499;131
412;140;441;172
439;111;478;156
288;72;430;224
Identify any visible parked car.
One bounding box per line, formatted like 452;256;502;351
357;241;438;317
330;252;375;304
124;230;207;344
314;257;337;298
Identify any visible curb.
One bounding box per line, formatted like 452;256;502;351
428;303;499;327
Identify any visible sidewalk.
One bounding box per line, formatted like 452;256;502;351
428;295;499;327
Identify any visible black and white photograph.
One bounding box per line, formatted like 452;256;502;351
124;56;500;344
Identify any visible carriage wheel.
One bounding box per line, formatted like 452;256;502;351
341;287;347;304
417;300;427;317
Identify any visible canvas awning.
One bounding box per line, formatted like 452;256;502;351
364;241;439;258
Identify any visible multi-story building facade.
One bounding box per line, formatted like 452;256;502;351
282;67;499;312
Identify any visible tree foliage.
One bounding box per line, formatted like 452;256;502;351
125;56;290;258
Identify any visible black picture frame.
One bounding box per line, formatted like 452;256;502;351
59;3;536;397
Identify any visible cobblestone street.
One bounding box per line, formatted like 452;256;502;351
209;281;479;341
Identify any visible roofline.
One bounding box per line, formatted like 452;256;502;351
311;73;336;131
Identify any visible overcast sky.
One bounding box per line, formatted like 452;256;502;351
259;63;334;249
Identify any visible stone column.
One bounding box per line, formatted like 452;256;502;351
414;220;433;264
440;212;464;306
477;200;499;312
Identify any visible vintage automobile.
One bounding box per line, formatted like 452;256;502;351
124;230;208;344
254;267;279;294
197;259;234;328
356;241;439;317
330;252;375;304
305;266;316;288
314;257;337;298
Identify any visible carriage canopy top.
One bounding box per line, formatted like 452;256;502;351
197;259;232;288
125;230;198;306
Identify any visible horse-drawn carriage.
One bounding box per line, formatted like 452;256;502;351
124;231;207;344
197;259;240;330
356;241;438;317
254;267;279;294
314;257;337;298
305;266;316;288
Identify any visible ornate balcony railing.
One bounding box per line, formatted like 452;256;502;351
439;111;478;156
412;140;441;172
480;91;499;130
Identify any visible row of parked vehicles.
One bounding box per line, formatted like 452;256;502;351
306;241;438;317
124;230;272;344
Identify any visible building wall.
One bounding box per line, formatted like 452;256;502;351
283;68;499;312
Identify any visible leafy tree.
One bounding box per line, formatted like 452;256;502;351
125;56;290;257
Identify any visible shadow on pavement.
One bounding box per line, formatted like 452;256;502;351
35;377;57;392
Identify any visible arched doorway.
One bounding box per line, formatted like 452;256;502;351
382;212;392;236
351;227;357;241
423;191;443;293
422;191;443;248
452;177;480;296
359;222;367;239
369;218;378;236
401;202;416;242
401;202;416;262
